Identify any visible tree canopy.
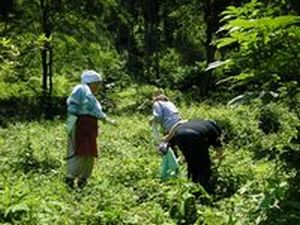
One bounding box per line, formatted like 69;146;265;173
0;0;299;116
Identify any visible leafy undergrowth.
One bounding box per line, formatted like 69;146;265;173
0;99;299;224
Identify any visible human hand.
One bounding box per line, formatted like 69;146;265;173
105;117;117;126
157;142;168;154
109;119;118;126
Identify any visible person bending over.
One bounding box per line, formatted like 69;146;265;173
150;90;223;192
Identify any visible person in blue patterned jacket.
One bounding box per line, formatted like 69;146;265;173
65;70;116;188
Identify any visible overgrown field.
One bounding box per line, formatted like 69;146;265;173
0;92;299;224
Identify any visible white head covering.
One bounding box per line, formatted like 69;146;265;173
81;70;102;84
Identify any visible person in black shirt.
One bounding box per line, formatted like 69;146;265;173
169;119;223;192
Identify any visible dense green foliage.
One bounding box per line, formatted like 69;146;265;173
0;0;299;224
211;0;299;103
0;87;299;224
1;0;297;95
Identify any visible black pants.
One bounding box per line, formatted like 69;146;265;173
171;126;212;192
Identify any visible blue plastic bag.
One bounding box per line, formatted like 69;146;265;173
160;148;179;180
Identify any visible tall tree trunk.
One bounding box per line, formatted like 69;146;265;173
0;0;14;20
202;0;217;95
40;0;53;119
141;0;160;82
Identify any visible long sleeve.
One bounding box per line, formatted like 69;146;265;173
67;85;83;115
85;95;107;119
67;84;107;119
153;101;163;122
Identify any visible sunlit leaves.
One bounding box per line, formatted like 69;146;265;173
212;0;300;97
0;92;299;224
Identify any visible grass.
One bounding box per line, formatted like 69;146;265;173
0;97;299;224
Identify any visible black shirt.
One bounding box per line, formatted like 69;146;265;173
175;119;222;148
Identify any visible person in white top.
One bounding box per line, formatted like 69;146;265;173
149;89;223;193
150;93;182;134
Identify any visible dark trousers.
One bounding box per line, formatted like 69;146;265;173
171;128;212;192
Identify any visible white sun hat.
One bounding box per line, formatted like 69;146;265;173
81;70;102;84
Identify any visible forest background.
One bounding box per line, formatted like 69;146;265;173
0;0;299;224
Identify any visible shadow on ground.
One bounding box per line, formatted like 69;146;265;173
0;96;67;127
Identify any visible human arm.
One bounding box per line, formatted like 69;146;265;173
212;134;224;167
150;102;163;143
102;116;117;126
152;101;163;123
79;91;117;126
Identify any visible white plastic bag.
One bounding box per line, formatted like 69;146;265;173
66;115;77;135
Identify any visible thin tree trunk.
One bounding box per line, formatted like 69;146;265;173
40;0;53;119
48;45;53;95
141;0;160;82
202;0;216;95
0;0;13;20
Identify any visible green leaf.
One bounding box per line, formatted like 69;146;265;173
216;37;237;48
228;16;300;31
205;60;232;71
234;72;255;81
5;203;30;217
